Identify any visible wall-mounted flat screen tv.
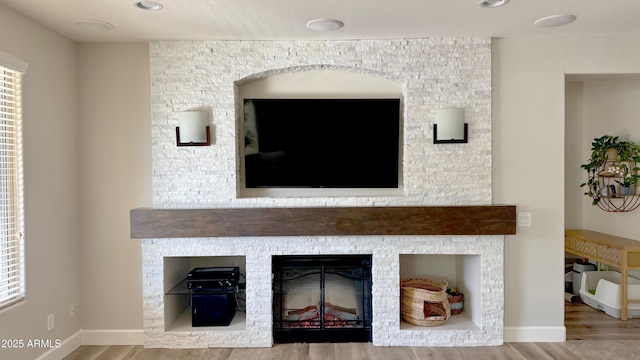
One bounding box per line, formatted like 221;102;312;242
243;98;401;189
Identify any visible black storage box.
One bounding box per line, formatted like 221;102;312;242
191;290;236;326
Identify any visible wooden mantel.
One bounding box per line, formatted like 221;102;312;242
130;205;516;238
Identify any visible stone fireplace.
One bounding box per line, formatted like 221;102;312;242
139;37;504;348
133;206;514;348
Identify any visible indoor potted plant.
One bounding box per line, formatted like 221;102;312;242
615;164;640;195
580;135;640;204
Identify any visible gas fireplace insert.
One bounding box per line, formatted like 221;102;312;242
272;255;373;343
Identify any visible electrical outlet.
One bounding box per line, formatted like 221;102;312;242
68;304;75;319
517;212;532;227
47;314;54;332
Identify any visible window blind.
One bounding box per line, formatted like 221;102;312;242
0;61;25;309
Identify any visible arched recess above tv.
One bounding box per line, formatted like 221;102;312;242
236;68;405;198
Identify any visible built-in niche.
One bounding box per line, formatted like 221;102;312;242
163;256;246;332
399;254;481;331
235;68;405;198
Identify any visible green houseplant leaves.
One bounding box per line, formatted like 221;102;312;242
580;135;640;205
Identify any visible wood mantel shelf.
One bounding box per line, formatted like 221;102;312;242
130;205;516;238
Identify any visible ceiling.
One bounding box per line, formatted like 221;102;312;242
1;0;640;42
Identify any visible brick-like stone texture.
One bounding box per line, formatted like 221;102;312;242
143;236;503;348
145;38;501;348
149;38;491;208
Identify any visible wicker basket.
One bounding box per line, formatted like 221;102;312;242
401;278;451;326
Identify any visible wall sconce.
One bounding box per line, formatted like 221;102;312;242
176;110;210;146
433;108;468;144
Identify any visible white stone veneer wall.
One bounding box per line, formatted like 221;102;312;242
149;38;491;207
145;38;500;348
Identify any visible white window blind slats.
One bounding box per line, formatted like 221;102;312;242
0;154;16;161
0;259;21;269
0;100;18;107
0;264;19;274
0;270;22;286
0;253;22;265
0;289;23;306
0;295;24;308
0;62;24;309
0;290;23;302
0;88;17;97
0;89;18;97
0;79;20;90
1;237;21;247
0;100;20;109
0;112;13;121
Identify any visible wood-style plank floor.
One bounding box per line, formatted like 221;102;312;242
63;301;640;360
62;341;640;360
565;300;640;340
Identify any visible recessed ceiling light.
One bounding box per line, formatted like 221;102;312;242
74;19;115;32
134;1;164;11
306;19;344;32
534;14;577;28
478;0;510;8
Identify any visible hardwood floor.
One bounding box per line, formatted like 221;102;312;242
565;299;640;340
62;341;640;360
62;301;640;360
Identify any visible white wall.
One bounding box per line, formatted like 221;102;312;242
565;81;584;229
76;43;151;332
0;5;80;360
493;36;640;341
0;7;151;358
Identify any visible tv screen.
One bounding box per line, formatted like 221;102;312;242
243;98;400;188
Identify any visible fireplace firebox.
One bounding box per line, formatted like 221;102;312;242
272;255;373;343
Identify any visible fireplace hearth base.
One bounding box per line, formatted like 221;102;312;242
274;328;371;344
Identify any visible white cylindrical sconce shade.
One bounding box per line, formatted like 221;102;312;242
177;110;210;145
434;108;467;144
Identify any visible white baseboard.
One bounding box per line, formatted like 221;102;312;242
35;329;144;360
34;331;82;360
504;326;566;342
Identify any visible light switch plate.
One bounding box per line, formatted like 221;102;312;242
518;212;532;227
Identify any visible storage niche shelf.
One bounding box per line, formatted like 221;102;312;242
399;254;481;332
164;256;246;332
590;159;640;212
